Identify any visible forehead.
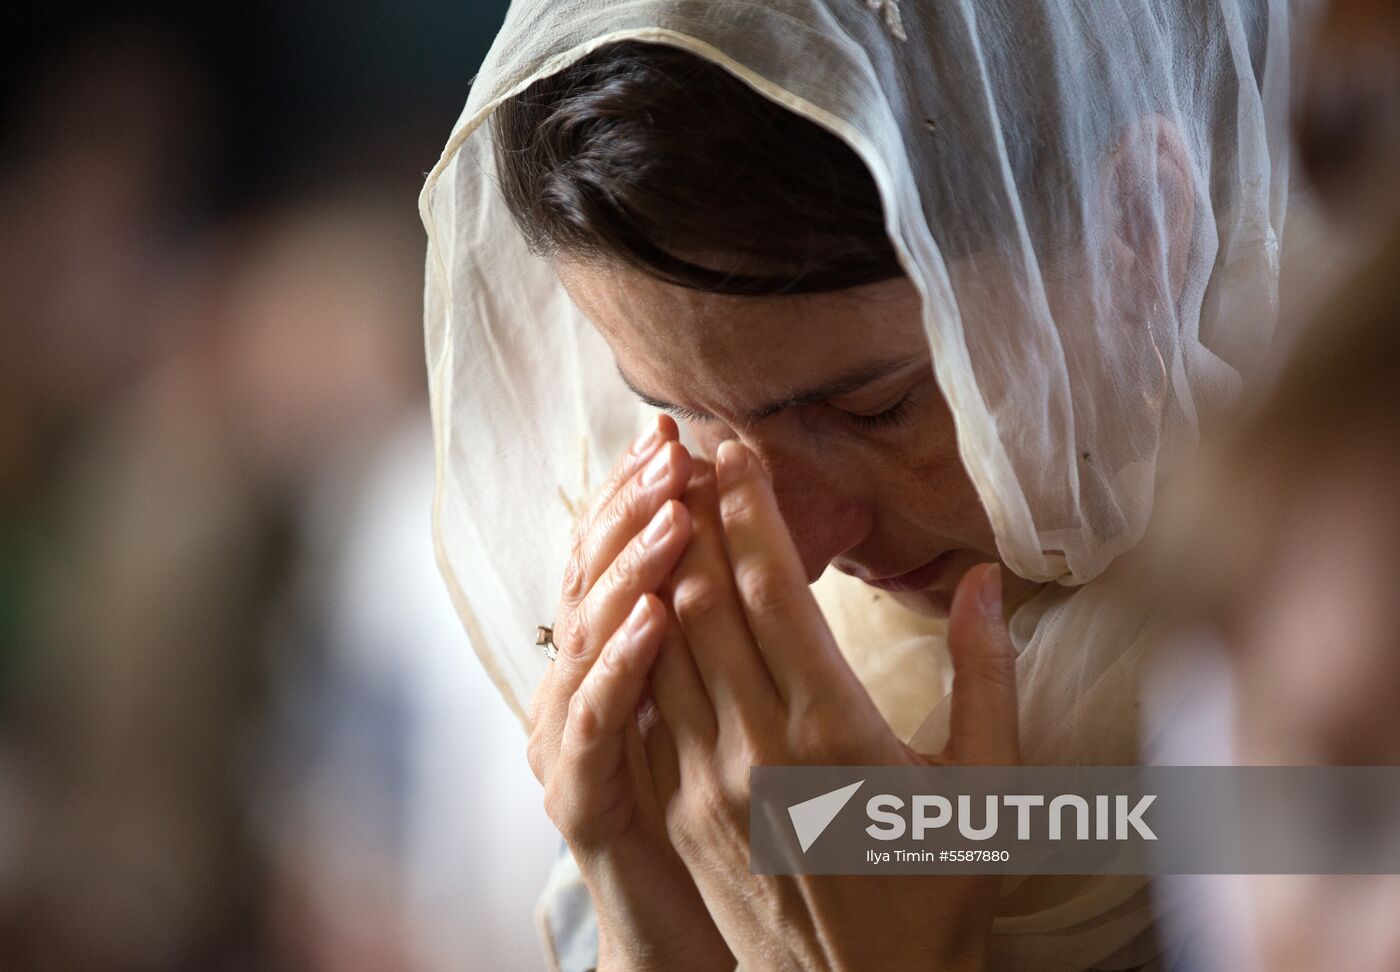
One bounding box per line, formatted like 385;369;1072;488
556;260;928;412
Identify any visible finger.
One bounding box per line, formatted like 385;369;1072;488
668;461;781;721
946;563;1020;765
555;498;693;690
558;594;667;807
649;602;718;753
563;435;692;608
714;439;855;705
637;688;683;817
533;419;681;733
530;496;691;779
579;413;676;540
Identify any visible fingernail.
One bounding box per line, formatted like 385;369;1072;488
980;564;1004;618
630;417;662;457
624;595;652;635
715;439;746;488
641;501;674;546
640;445;672;487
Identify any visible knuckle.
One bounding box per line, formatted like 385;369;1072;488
561;602;596;665
669;783;713;843
526;727;551;783
596;484;639;539
597;450;641;506
805;728;855;762
610;535;650;591
668;812;704;859
541;780;570;831
736;561;797;615
720;485;764;526
685;461;717;500
560;547;588;603
690;750;739;807
721;756;755;804
795;722;834;761
581;480;616;535
568;683;601;739
618;529;660;582
966;650;1018;689
593;636;627;682
785;690;823;730
672;577;725;627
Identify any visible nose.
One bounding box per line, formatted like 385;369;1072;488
729;433;872;584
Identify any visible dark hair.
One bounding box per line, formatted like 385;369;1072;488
490;41;902;296
491;4;1273;296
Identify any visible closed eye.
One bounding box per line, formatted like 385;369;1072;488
836;390;917;430
661;402;713;424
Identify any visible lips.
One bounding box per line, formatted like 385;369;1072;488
843;551;957;594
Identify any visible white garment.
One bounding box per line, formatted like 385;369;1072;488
421;1;1300;967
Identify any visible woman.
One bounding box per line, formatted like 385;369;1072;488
421;1;1298;967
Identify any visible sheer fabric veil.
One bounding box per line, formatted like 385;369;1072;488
421;1;1298;966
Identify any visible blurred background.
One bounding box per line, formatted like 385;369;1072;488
3;1;1398;970
0;2;562;969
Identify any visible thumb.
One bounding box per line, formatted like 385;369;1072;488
946;562;1020;765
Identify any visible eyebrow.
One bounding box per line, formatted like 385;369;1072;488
615;354;925;426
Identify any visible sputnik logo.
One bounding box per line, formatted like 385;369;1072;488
787;780;865;853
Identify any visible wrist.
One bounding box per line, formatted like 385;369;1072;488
581;857;732;972
595;922;732;972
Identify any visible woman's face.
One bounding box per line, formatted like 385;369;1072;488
557;260;1032;617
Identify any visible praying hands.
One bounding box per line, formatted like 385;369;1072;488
527;416;1022;971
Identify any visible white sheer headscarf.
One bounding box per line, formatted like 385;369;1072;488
422;1;1298;967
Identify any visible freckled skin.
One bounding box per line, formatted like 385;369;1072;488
556;259;1040;617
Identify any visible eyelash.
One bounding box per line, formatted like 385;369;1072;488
664;392;918;430
667;404;711;424
841;391;916;430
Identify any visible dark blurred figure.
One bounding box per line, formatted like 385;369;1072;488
0;29;220;966
1197;0;1400;765
1149;1;1400;968
0;4;550;970
0;26;205;682
6;192;425;970
1294;0;1400;230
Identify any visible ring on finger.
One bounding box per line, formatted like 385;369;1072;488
536;624;559;662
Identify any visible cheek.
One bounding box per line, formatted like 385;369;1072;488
682;399;996;553
882;408;996;551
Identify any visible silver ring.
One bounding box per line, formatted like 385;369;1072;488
536;625;558;662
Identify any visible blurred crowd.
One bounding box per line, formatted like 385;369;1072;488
0;4;557;970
